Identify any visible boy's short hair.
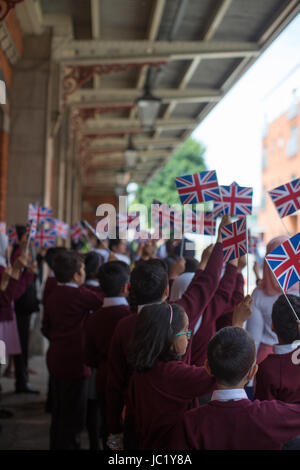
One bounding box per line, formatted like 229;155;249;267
53;250;84;283
84;251;103;281
129;259;168;306
45;247;67;270
272;294;300;344
98;261;130;297
207;327;256;386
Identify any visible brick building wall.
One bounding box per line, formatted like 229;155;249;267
258;101;300;243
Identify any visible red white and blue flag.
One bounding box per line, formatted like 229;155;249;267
268;178;300;218
70;222;86;243
265;233;300;292
175;170;221;205
152;200;182;230
26;220;37;241
8;225;18;246
249;232;259;254
117;212;140;232
221;218;247;262
204;212;216;236
28;204;53;225
34;227;57;247
213;182;253;217
51;219;69;239
184;209;204;234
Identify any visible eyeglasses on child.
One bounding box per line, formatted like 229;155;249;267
175;330;192;340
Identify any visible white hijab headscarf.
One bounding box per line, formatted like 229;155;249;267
0;233;8;267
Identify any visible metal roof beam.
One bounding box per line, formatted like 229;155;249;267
54;40;259;63
70;88;221;104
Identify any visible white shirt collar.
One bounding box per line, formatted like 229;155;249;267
137;301;162;313
85;280;100;287
58;282;79;288
211;389;248;402
273;342;300;355
103;297;128;308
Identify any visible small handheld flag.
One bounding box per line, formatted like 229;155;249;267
28;204;53;225
8;225;18;246
52;219;69;239
70;222;87;243
213;182;253;217
204;212;216;236
268;178;300;218
175;170;221;205
265;233;300;292
221;218;247;262
34;227;57;247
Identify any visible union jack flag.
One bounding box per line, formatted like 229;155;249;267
204;211;216;236
117;212;140;232
221;218;247;262
184;208;204;234
0;222;6;234
34;227;57;247
213;182;253;217
265;233;300;292
28;204;53;225
51;219;69;239
152;200;182;231
268;178;300;218
175;170;221;205
26;220;37;241
8;225;18;246
70;222;87;243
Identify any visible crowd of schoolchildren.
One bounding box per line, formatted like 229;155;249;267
0;214;300;450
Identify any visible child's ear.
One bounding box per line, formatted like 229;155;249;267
204;359;212;376
249;363;258;381
162;284;169;301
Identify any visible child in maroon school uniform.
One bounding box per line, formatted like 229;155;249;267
169;325;300;450
42;250;102;450
255;294;300;403
106;215;231;449
126;297;253;450
85;261;131;449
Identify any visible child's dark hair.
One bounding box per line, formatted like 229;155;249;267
53;250;84;283
98;261;130;297
184;257;198;273
272;294;300;344
207;327;256;386
129;259;168;309
128;302;185;373
109;238;126;251
85;251;103;281
45;247;67;270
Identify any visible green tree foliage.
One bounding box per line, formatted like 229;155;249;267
134;138;207;209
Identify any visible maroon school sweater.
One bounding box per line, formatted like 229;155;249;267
84;283;104;305
85;303;130;393
127;361;215;450
215;272;244;330
0;267;34;321
42;285;101;380
42;276;57;305
168;399;300;450
191;263;237;367
106;242;223;433
255;349;300;403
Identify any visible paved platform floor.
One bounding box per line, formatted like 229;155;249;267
0;356;89;450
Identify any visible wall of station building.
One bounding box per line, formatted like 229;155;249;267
258;103;300;243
